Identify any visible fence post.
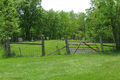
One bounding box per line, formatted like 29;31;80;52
112;44;114;52
1;39;3;47
7;36;11;57
99;35;104;52
65;38;70;55
5;39;7;50
41;36;45;56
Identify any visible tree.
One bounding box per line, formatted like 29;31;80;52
88;0;120;50
0;0;19;39
76;12;86;39
18;0;42;40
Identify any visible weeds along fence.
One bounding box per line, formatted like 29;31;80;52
1;38;7;50
6;36;45;57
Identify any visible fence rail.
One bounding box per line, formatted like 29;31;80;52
10;42;42;45
99;35;116;52
6;36;45;57
103;45;116;47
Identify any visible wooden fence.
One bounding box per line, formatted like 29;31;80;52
6;36;45;57
47;38;100;56
47;38;70;56
68;41;100;54
99;35;116;52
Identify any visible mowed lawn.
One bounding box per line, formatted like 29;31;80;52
0;40;119;80
0;53;120;80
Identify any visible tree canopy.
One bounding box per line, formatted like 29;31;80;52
0;0;120;50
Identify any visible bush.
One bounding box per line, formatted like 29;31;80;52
1;48;16;58
2;49;9;58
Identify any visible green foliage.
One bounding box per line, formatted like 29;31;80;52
1;0;120;51
16;0;42;40
87;0;120;49
1;49;9;58
0;0;19;38
1;48;16;58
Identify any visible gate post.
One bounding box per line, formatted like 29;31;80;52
7;36;11;57
41;36;45;56
65;38;70;55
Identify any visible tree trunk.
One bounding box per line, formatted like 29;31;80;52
111;19;119;50
26;27;30;40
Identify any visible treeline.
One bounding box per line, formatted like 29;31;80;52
0;0;120;50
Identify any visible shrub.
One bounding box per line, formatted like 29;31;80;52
1;48;16;58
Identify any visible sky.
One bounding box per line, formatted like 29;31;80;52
41;0;91;13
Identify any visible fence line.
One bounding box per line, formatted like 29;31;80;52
7;36;45;57
47;38;71;56
10;42;42;45
47;46;66;56
99;35;116;52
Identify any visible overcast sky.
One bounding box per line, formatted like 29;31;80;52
41;0;91;13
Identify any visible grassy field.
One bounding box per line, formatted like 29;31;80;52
0;40;119;80
0;53;120;80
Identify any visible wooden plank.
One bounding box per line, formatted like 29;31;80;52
73;42;81;54
66;38;70;54
103;45;116;47
76;52;85;53
85;42;95;43
95;43;100;52
83;42;100;52
76;50;85;51
7;36;11;57
47;46;66;56
10;42;42;45
82;42;88;53
19;47;22;55
85;44;96;46
68;41;80;43
69;44;78;46
70;47;77;48
99;35;104;52
70;47;97;48
71;48;84;50
85;47;97;48
42;36;45;56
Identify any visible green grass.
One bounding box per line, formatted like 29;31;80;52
0;40;120;80
0;53;120;80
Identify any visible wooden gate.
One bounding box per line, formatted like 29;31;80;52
68;41;100;54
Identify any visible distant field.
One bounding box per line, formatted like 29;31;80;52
0;53;120;80
8;40;115;57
